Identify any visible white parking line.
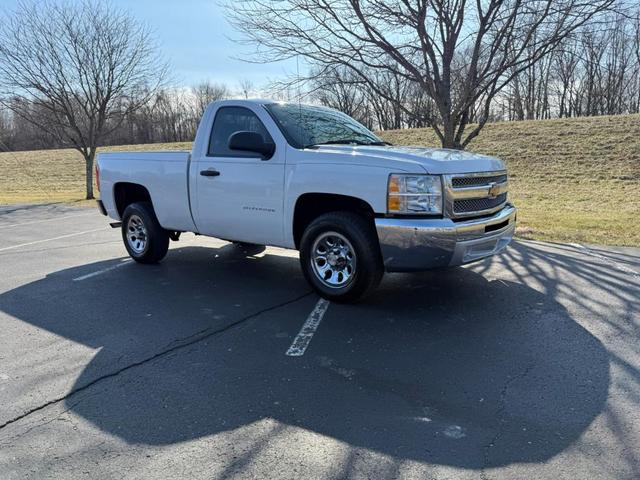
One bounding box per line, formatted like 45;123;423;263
570;243;639;279
1;213;94;229
73;259;133;281
286;298;330;357
0;228;105;253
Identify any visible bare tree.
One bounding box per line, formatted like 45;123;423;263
238;78;255;99
227;0;617;149
0;0;167;199
310;66;374;127
191;81;230;118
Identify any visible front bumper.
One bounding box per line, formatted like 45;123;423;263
375;204;517;272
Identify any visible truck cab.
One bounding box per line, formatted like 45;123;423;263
97;99;516;302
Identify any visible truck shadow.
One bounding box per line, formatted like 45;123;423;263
0;241;612;471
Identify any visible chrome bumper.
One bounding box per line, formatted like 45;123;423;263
375;204;517;272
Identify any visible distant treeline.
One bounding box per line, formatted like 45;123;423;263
0;82;232;151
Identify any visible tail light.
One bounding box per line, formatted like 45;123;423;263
95;163;100;193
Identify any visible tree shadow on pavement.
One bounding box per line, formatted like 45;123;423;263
0;241;612;471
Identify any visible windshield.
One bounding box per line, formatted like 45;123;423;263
264;103;385;149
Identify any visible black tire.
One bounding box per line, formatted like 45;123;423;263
121;201;169;264
299;211;384;303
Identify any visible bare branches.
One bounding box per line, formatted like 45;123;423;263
192;82;230;118
226;0;618;148
0;0;168;199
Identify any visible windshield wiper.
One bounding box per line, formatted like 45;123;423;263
305;139;392;148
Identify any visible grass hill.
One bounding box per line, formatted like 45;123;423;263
1;114;638;246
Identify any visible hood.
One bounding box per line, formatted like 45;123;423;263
307;145;506;174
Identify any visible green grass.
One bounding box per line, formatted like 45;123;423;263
0;114;638;246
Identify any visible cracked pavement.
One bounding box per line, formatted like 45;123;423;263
0;204;639;479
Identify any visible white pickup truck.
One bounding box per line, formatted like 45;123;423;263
97;99;516;301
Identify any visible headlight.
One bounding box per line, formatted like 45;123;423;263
387;174;442;215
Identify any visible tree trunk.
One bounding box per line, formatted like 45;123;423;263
84;151;95;200
441;120;465;149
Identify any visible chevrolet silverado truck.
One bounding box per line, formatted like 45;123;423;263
96;99;516;302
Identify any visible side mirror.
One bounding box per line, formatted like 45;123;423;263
228;131;275;159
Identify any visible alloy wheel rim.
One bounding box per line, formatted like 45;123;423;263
310;231;356;288
126;214;148;254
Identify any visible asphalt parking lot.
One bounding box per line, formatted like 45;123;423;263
0;203;639;480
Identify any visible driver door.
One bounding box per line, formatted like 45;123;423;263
193;106;285;245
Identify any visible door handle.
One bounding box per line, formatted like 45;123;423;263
200;169;220;177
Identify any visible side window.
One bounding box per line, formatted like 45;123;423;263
207;106;273;157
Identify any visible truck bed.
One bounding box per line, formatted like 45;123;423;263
98;151;197;232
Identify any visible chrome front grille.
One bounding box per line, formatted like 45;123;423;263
451;174;507;188
445;171;508;219
454;193;507;214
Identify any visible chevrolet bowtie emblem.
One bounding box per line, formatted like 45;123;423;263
487;182;500;199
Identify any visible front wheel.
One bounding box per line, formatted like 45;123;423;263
121;202;169;264
299;212;384;302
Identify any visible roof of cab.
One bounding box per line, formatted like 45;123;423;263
211;99;275;107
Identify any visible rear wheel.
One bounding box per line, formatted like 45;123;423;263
299;212;383;302
121;202;169;264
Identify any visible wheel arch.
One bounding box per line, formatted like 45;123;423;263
292;192;376;249
113;182;154;218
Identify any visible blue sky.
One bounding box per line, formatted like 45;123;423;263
3;0;297;90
